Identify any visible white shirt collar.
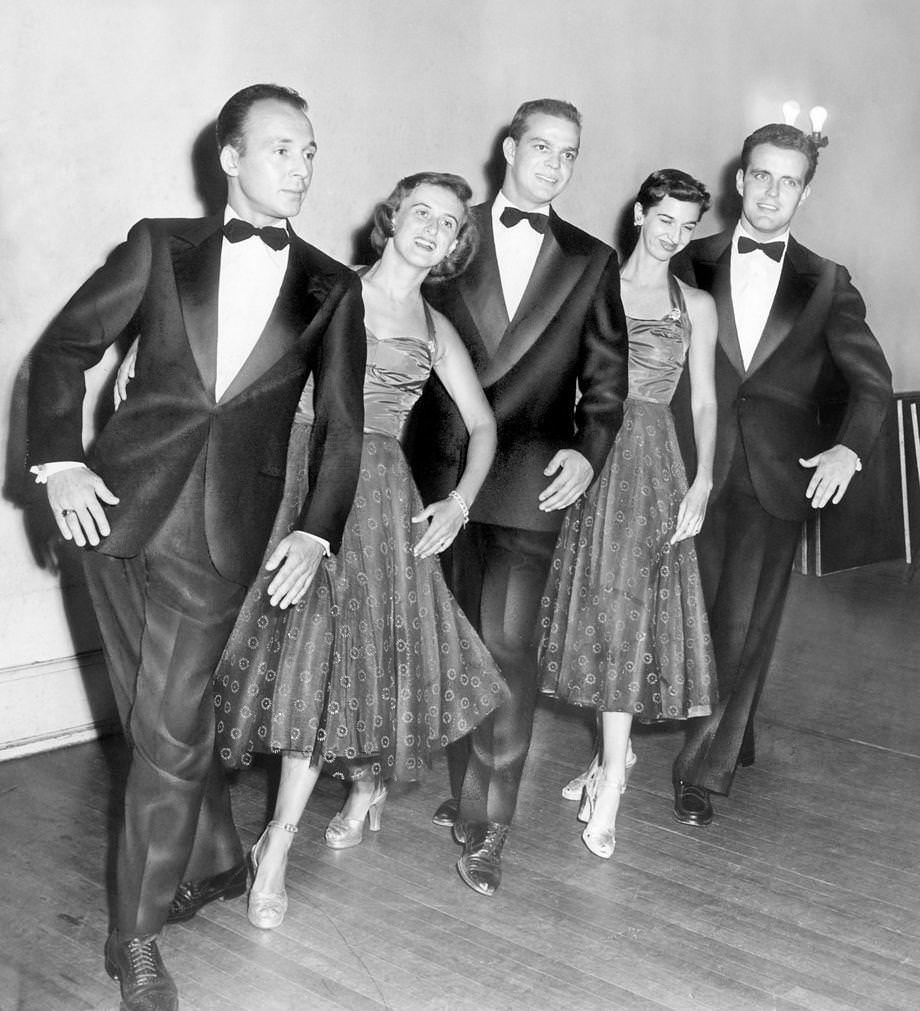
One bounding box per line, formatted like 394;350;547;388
734;220;790;249
222;205;289;230
492;190;551;219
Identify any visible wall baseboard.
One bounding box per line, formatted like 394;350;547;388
0;651;119;761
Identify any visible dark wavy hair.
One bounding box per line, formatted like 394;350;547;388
216;84;308;153
508;98;582;142
370;172;478;280
635;168;711;215
741;123;819;185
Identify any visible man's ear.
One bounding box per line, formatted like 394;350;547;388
735;167;745;198
502;136;516;167
799;183;812;206
220;144;240;177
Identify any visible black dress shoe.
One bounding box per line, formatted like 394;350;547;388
456;821;509;897
166;861;247;923
104;931;178;1011
673;780;713;826
432;797;459;828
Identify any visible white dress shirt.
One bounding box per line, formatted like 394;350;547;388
215;206;290;399
492;192;549;320
730;222;789;369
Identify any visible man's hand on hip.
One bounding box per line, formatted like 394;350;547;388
539;449;594;512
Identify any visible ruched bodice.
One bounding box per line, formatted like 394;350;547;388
626;275;690;405
359;331;436;437
296;315;436;439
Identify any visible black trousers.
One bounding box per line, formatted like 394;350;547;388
83;455;245;936
445;522;557;826
674;449;801;795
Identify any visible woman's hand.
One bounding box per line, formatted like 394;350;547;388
670;478;711;545
411;496;466;559
113;337;139;409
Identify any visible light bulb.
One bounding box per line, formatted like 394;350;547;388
809;106;828;134
782;100;801;126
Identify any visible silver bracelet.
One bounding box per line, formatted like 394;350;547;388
448;489;470;526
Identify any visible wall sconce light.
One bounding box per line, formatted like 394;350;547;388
782;100;829;147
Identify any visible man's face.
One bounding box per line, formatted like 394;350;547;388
736;143;811;240
220;99;316;225
502;113;580;210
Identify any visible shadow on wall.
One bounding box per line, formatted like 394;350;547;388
4;118;227;705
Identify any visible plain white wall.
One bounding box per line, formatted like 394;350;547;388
2;0;916;672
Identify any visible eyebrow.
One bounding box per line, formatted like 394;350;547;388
528;135;579;153
410;201;459;223
270;134;317;150
750;167;802;183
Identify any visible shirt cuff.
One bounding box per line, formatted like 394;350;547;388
31;462;87;484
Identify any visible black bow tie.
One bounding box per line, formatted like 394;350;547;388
222;218;290;251
737;235;784;262
500;206;549;234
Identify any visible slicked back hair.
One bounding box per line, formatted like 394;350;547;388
216;83;308;154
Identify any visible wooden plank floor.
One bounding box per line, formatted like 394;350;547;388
1;560;919;1010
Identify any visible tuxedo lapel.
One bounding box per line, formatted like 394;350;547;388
171;218;223;396
746;238;816;375
218;238;315;403
457;207;509;360
701;237;746;377
480;212;582;387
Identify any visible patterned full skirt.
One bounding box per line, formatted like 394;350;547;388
214;420;508;778
538;399;716;721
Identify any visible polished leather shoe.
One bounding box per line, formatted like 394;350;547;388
673;780;713;826
104;931;178;1011
166;861;247;923
456;821;509;897
432;797;459;828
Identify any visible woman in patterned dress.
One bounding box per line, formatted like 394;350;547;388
222;173;510;927
538;170;718;858
119;173;507;927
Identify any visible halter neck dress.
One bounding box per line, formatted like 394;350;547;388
538;275;716;719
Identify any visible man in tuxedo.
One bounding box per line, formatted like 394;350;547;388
27;84;366;1009
670;123;892;826
409;98;628;896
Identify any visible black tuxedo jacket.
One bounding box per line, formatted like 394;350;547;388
28;215;366;583
408;203;628;533
671;229;892;522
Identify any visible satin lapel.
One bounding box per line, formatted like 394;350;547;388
457;207;509;360
480;218;578;387
746;240;815;376
702;239;746;377
218;239;313;403
172;222;222;397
